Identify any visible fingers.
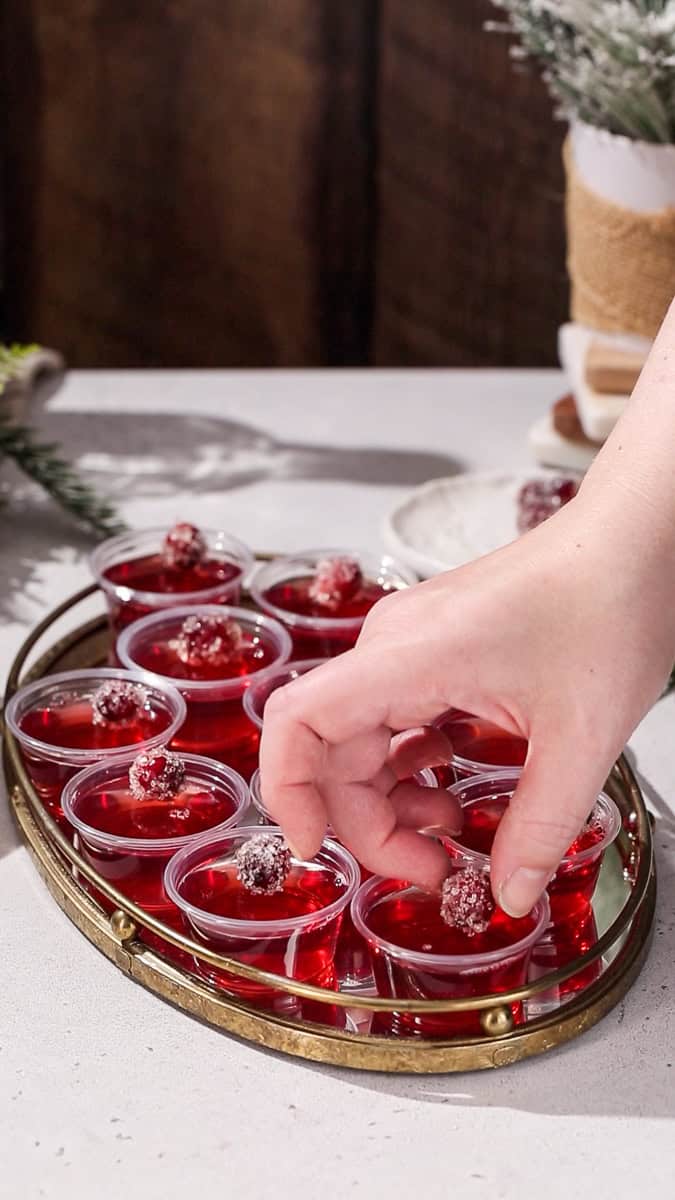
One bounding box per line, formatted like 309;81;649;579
387;780;463;834
258;700;330;858
259;645;449;860
363;726;454;798
490;737;609;917
323;779;451;891
388;727;453;779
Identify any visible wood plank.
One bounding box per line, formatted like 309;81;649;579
373;0;568;366
1;1;377;366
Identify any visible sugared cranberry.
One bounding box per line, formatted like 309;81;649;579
517;476;579;534
171;613;243;668
129;748;186;801
308;556;363;609
91;680;148;728
162;522;207;569
440;867;495;937
235;833;292;895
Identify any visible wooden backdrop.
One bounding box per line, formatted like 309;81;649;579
1;0;567;367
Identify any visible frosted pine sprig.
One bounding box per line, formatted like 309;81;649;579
488;1;675;143
0;342;125;537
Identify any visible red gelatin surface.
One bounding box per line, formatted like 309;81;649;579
453;795;605;860
261;576;394;658
450;793;511;857
435;711;528;785
18;700;173;824
367;889;535;956
77;782;235;841
263;575;392;622
180;858;345;919
365;887;537;1038
20;698;167;752
103;554;241;631
179;859;347;1016
76;783;239;916
132;630;275;683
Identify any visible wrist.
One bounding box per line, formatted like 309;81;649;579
562;487;675;671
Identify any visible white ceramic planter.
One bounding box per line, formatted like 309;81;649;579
0;347;64;423
566;121;675;343
570;120;675;212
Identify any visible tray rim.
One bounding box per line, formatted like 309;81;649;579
1;584;657;1072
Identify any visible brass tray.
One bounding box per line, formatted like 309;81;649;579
2;584;656;1073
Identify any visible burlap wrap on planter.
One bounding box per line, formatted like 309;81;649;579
564;138;675;340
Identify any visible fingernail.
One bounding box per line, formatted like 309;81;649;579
420;822;463;838
498;868;550;918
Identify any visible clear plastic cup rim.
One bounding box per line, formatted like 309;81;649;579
164;824;361;937
90;526;255;608
4;668;188;767
249;548;417;633
448;770;622;869
62;752;249;854
451;751;528;777
248;765;439;824
116;604;293;699
242;657;325;729
351;875;551;971
433;709;528;777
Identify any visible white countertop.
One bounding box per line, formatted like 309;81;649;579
1;370;674;1200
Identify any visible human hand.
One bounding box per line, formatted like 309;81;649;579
259;485;674;917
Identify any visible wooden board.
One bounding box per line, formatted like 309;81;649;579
1;1;376;367
2;1;566;366
373;0;568;366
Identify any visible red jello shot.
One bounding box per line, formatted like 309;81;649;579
248;767;373;989
528;905;602;1003
5;669;187;827
242;657;324;729
352;872;549;1038
447;771;621;924
248;766;439;992
447;771;619;999
164;826;360;1022
433;708;528;786
90;525;255;635
117;605;292;780
62;751;248;949
250;549;416;658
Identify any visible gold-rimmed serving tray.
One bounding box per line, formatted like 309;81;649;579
2;583;657;1073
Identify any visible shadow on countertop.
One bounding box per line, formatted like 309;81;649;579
1;401;461;617
34;408;463;497
0;488;93;621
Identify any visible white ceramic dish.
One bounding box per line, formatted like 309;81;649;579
383;469;576;579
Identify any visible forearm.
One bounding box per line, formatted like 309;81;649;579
572;300;675;655
580;299;675;552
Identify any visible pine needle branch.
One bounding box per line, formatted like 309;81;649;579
0;343;126;538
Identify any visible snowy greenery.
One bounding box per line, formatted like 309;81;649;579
0;343;123;536
489;1;675;142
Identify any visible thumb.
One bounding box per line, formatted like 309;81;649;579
489;741;610;918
